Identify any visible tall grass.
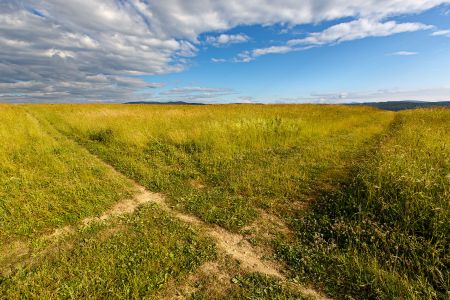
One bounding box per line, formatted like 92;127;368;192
276;109;450;299
0;105;217;298
30;104;394;231
3;104;447;298
0;105;133;244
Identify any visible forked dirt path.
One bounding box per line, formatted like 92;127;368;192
81;165;330;299
6;111;331;299
30;155;329;299
137;186;284;279
1;157;329;300
101;180;330;300
4;169;329;299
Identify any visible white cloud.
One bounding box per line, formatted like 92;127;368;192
389;51;418;56
211;58;227;63
235;45;303;62
237;19;430;61
432;29;450;37
1;0;449;102
288;19;431;46
252;46;293;56
141;0;449;39
206;34;249;46
43;49;77;59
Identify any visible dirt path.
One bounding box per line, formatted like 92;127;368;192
2;176;329;299
1;159;329;299
6;111;331;299
104;180;329;299
111;183;330;300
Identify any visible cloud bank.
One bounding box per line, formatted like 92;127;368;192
277;87;450;103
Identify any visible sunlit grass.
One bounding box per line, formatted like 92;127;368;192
0;105;133;243
1;104;447;298
0;205;216;299
276;108;450;299
0;105;216;298
30;104;394;230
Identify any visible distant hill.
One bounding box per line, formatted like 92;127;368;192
125;101;205;105
349;101;450;111
125;100;450;110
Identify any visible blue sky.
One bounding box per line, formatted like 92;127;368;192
1;1;450;103
147;5;450;103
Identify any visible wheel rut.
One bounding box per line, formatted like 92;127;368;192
116;182;330;300
6;111;332;300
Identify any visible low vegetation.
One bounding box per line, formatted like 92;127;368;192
1;104;448;299
1;205;216;299
191;273;308;300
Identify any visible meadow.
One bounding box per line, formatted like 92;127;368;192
0;104;448;299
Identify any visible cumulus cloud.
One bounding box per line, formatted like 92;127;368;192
206;34;249;46
0;1;192;102
1;0;449;102
143;0;448;38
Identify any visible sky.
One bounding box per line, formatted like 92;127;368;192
1;1;450;104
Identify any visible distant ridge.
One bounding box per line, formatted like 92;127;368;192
348;100;450;111
124;100;450;110
125;101;205;105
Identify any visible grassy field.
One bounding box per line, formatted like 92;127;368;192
1;104;448;299
1;205;215;299
29;104;394;231
0;105;133;244
0;105;216;298
276;109;450;299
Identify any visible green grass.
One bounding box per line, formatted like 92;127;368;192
275;109;450;299
0;105;216;298
191;273;309;300
1;104;448;299
0;105;133;244
0;205;216;299
28;104;394;231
